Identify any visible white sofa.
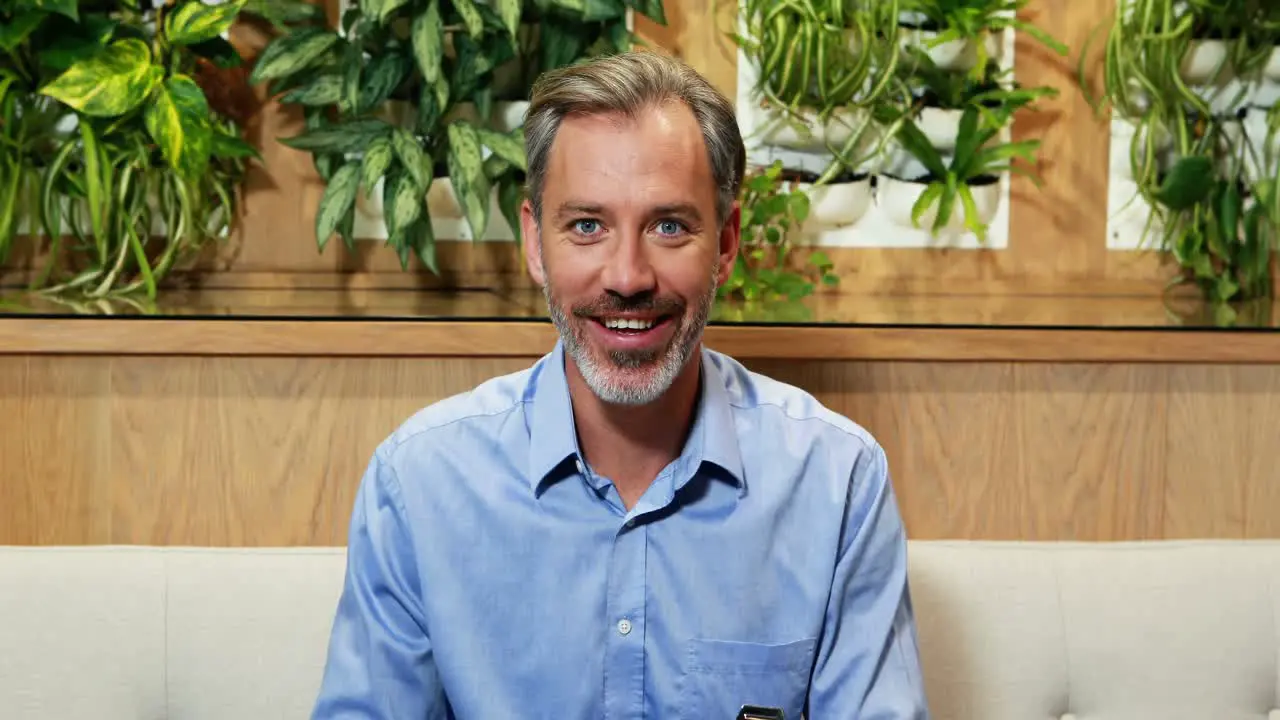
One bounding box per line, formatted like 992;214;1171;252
3;541;1280;720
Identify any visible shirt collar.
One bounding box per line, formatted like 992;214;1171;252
526;342;745;496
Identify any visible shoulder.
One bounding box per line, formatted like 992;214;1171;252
708;348;882;459
372;358;541;465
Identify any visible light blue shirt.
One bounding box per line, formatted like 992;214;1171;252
313;342;928;719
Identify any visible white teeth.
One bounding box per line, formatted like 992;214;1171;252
603;317;654;330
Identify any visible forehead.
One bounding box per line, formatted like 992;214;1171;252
542;101;715;211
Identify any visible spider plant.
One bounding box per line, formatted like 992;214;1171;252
733;0;903;137
891;103;1041;241
899;0;1067;80
891;51;1058;128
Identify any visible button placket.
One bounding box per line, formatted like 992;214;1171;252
600;520;647;720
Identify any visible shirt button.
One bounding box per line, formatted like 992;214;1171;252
616;618;632;636
575;459;585;475
625;519;635;528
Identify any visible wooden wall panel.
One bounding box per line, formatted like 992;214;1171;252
4;355;1280;546
0;357;110;545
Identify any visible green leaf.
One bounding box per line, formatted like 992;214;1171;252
498;176;524;245
407;216;439;273
340;38;361;114
281;73;342;106
35;13;117;74
27;0;76;20
249;28;339;85
189;37;244;68
895;119;948;179
0;11;46;53
585;0;626;21
279;118;394;153
476;128;526;171
411;0;444;84
315;163;361;251
448;122;489;239
359;52;412;112
380;0;412;22
494;0;521;38
361;0;386;21
627;0;667;24
145;74;213;180
384;168;423;239
454;0;485;40
1154;155;1214;211
392;127;431;190
40;39;160;118
360;137;395;194
551;0;586;11
166;0;247;46
211;130;261;160
910;182;945;229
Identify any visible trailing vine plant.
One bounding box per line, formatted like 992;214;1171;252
0;0;268;299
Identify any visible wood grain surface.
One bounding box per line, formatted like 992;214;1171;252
5;316;1280;363
4;354;1279;546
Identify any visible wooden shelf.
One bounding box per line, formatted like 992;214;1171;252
3;317;1280;362
2;288;1278;362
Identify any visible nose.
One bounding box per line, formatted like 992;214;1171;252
600;229;657;299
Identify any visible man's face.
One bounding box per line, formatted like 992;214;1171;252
522;101;739;406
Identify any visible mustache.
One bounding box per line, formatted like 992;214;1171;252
571;293;685;318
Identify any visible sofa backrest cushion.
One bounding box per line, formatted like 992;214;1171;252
4;541;1280;719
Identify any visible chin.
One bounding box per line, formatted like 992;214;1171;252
578;344;684;406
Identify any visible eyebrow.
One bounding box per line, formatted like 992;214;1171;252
551;201;703;223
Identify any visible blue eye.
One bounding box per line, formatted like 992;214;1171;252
656;220;684;236
573;219;600;235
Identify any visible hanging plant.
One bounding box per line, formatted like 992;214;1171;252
0;0;266;299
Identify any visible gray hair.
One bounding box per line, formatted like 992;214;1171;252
523;50;746;228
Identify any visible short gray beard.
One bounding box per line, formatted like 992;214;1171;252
542;261;718;406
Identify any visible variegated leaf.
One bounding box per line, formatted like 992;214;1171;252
476;127;526;172
166;0;247;46
39;38;160;117
279;118;394;153
144;74;213;180
494;0;520;38
249;28;339;84
360;137;394;194
391;127;431;191
384;168;423;239
315;163;361;250
411;0;443;84
406;216;438;274
453;0;484;40
281;73;341;106
358;52;412;112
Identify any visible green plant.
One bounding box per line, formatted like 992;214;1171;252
0;0;264;299
893;53;1057;126
1083;0;1280;306
899;0;1067;78
251;0;665;272
719;160;836;302
891;104;1041;241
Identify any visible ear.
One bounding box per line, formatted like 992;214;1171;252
520;199;545;286
714;202;741;287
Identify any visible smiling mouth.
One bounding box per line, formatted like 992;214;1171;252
595;315;671;333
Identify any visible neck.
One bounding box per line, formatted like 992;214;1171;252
566;348;703;507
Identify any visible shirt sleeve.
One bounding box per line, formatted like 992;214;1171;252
806;440;931;719
312;450;450;720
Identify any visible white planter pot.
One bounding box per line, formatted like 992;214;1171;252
916;106;963;151
798;175;873;229
491;101;530;133
877;174;1000;233
1265;46;1280;82
898;27;1000;72
1180;39;1231;84
757;106;878;156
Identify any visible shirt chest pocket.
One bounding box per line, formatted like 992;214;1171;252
678;637;816;720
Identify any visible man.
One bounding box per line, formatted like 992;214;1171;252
312;51;928;719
